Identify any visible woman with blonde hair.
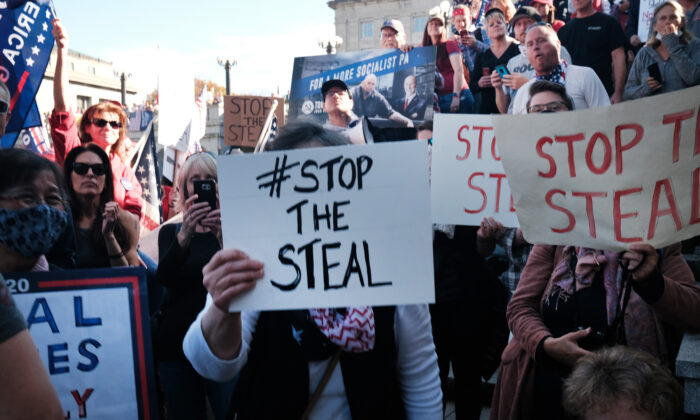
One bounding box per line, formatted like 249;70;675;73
155;152;234;419
623;0;700;99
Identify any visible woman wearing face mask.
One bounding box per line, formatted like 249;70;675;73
50;20;142;243
63;144;135;268
623;0;700;99
154;153;232;420
0;148;68;419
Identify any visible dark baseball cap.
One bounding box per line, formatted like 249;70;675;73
510;6;542;26
321;79;351;100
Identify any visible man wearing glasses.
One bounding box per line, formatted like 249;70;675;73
510;23;609;114
380;19;407;49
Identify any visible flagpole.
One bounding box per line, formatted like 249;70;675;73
254;100;278;153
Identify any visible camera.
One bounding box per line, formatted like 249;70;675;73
577;326;609;351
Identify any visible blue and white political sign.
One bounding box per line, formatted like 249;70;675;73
0;0;56;148
289;47;436;127
3;267;158;420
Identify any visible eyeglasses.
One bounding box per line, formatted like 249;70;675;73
0;192;64;208
90;118;122;129
0;100;8;114
72;162;107;176
528;101;568;113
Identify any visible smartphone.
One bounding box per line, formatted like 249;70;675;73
482;67;491;77
193;179;217;210
647;62;662;84
495;64;510;78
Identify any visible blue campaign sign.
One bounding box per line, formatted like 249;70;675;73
288;47;437;128
0;0;56;148
2;267;158;420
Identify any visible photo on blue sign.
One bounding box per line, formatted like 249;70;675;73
289;47;437;141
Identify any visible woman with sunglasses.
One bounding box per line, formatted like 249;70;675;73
63;144;135;268
50;20;142;237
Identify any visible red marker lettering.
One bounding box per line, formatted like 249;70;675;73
465;172;487;214
489;173;507;212
474;125;493;159
555;133;585;177
585;132;612;175
572;191;608;238
662;110;694;163
537;136;557;178
545;189;575;233
614;123;644;174
457;125;470;161
648;178;682;239
613;187;643;242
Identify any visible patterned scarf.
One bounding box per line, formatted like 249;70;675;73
308;307;375;352
535;61;567;86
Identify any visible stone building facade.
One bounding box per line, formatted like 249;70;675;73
328;0;440;52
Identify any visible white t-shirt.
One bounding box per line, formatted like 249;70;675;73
511;64;610;114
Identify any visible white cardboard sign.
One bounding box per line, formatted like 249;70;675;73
493;86;700;251
638;0;664;42
431;113;519;227
217;141;435;311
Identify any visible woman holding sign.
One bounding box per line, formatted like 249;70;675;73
182;122;443;419
155;153;234;420
623;0;700;100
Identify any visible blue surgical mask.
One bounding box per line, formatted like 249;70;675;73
0;205;69;258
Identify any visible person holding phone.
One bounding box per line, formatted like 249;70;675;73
623;0;700;99
470;8;520;114
155;152;234;420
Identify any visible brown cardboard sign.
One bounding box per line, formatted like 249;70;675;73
224;96;285;147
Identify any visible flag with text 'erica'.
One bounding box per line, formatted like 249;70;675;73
0;0;56;148
132;123;162;234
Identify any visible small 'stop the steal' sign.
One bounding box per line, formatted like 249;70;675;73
494;86;700;251
217;141;435;311
431;113;519;227
223;96;285;147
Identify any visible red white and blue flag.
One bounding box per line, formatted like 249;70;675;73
131;123;162;234
0;0;56;149
16;124;54;160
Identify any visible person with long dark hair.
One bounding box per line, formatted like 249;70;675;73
422;13;475;113
63;144;133;268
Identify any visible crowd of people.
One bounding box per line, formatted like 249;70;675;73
1;1;699;419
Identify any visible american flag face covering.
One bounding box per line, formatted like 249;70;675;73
309;307;376;352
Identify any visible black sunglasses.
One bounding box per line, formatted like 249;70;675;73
0;100;8;113
72;162;106;176
91;118;122;129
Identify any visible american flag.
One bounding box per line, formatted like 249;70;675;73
0;0;56;148
16;124;54;160
132;123;162;234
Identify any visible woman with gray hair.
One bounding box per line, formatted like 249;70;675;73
623;0;700;99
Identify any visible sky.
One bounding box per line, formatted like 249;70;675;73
56;0;336;99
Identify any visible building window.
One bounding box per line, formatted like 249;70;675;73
87;66;96;75
361;22;373;38
414;17;427;33
77;95;91;113
70;62;75;71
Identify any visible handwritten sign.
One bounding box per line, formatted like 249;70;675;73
3;268;157;420
637;0;664;42
493;86;700;251
217;141;434;311
431;114;519;227
224;96;285;147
